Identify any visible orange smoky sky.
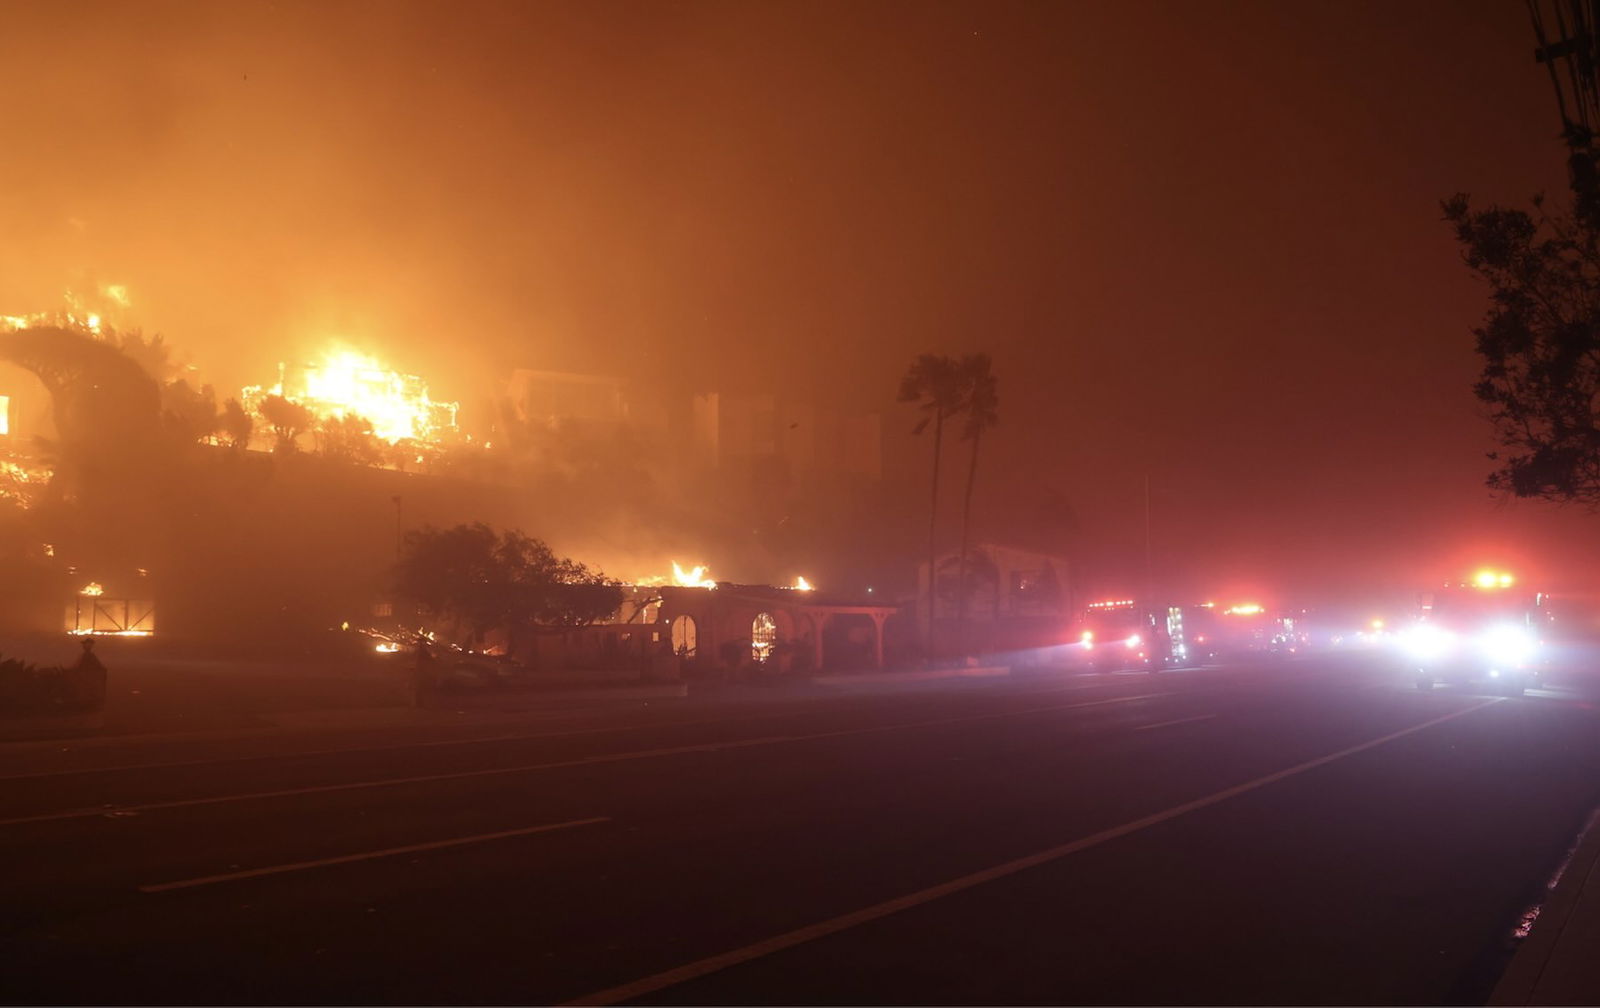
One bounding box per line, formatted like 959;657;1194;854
1;0;1594;601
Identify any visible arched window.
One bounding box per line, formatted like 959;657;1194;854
670;614;698;657
751;612;778;662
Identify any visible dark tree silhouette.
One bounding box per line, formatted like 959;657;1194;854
317;414;382;467
897;354;966;658
161;379;218;447
1444;191;1600;504
954;354;998;654
259;395;314;454
1443;1;1600;505
395;523;623;649
218;397;253;450
109;329;178;383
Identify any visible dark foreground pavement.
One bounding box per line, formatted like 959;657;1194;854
3;655;1600;1005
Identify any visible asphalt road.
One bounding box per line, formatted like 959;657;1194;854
3;655;1600;1005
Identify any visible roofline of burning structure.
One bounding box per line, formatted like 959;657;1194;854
680;582;897;613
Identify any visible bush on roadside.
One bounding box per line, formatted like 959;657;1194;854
0;652;106;717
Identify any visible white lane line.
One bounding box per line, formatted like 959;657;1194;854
1134;714;1217;731
0;692;1177;828
139;816;609;893
0;679;1119;783
558;697;1503;1007
0;714;799;783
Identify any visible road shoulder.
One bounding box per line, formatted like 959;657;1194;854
1491;807;1600;1005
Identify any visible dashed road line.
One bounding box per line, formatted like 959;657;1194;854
140;816;610;892
0;691;1179;828
560;697;1503;1006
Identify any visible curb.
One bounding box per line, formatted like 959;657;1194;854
1491;807;1600;1005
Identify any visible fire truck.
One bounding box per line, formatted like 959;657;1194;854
1405;570;1550;695
1073;599;1191;672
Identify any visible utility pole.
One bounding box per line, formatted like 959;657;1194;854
1143;473;1153;604
393;495;403;561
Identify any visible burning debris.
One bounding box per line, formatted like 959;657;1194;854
0;454;50;509
632;562;719;589
626;563;816;593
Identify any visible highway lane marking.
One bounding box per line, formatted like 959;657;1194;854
0;691;1181;828
558;697;1503;1007
138;816;610;893
1134;713;1217;731
0;679;1130;783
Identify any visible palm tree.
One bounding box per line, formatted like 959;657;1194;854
897;354;965;660
954;354;998;658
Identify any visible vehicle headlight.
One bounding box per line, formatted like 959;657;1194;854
1479;624;1537;666
1403;623;1453;660
1125;633;1141;648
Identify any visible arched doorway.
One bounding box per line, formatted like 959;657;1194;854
751;612;778;663
669;614;698;657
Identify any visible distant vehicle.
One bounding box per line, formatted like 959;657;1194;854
1073;599;1191;672
1184;603;1301;660
1405;571;1549;695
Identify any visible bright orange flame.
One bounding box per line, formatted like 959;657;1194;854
242;348;460;445
80;582;104;597
672;562;717;588
1225;603;1264;616
2;284;127;335
792;575;814;591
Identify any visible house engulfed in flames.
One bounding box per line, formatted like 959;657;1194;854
241;350;460;448
510;562;901;676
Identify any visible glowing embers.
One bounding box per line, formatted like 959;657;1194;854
751;612;778;662
241;349;460;445
0;453;51;509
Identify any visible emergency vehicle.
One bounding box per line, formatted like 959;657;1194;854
1073;599;1191;672
1405;570;1549;695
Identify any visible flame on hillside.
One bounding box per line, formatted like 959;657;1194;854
241;349;460;444
1;285;131;336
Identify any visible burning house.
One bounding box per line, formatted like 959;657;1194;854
241;350;461;451
511;564;902;677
